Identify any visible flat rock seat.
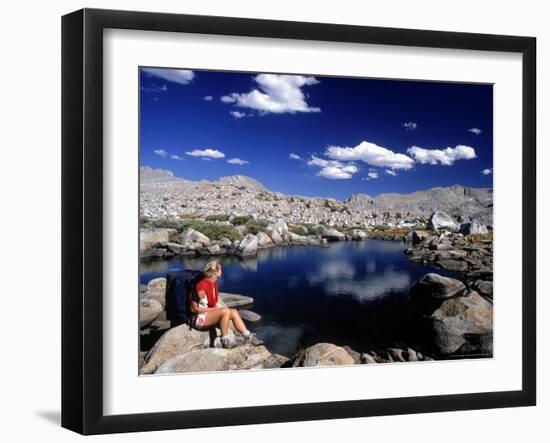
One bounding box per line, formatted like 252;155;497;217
219;292;254;308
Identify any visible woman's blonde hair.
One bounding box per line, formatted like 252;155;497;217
203;260;222;278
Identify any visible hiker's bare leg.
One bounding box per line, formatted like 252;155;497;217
229;308;248;335
219;308;231;336
200;308;230;335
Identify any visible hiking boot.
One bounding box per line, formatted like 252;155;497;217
221;335;237;349
245;333;264;346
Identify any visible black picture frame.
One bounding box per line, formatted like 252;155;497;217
61;8;537;435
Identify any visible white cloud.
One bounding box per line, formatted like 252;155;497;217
203;95;213;101
170;154;184;160
481;168;493;175
289;153;301;160
227;158;249;165
154;149;168;157
402;121;418;130
307;155;338;168
221;74;320;114
385;169;397;176
366;171;379;180
230;111;246;119
317;165;358;180
141;84;168;94
307;155;358;180
325;141;415;170
468;128;482;135
407;145;477;166
185;149;225;159
141;68;194;85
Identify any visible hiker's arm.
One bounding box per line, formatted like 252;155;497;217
190;300;200;314
194;290;222;313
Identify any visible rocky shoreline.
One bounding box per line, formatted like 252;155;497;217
139;218;352;261
139;268;492;374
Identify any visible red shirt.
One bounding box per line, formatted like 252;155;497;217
192;278;219;308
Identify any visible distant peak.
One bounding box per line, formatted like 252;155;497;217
140;166;175;180
216;175;268;191
345;193;374;202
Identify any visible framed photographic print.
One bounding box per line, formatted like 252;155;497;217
61;8;536;435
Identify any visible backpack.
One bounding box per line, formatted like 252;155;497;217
165;269;204;328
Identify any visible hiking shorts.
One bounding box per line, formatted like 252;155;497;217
193;312;207;330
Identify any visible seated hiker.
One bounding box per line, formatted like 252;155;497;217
188;260;263;349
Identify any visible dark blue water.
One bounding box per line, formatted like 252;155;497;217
140;240;459;357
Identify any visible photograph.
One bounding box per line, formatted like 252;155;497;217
138;67;494;375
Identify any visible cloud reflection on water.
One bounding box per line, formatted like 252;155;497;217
306;260;355;284
307;258;411;301
324;269;411;300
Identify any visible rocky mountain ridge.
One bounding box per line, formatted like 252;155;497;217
140;167;493;225
345;185;492;221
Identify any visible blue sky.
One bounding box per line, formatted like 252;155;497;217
140;67;493;200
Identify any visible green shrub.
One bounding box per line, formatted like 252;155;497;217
205;214;230;222
139;216;151;228
150;218;180;230
181;219;242;241
231;215;252;226
245;218;270;235
288;224;308;235
301;223;324;236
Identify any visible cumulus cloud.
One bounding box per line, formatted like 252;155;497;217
153;149;168;157
289;153;301;160
325;141;415;170
364;171;379;180
230;111;246;119
141;68;194;85
170;154;184;160
407;145;477;166
481;168;493;175
227;158;249;165
307;156;336;168
307;155;358;180
468;128;482;135
385;169;397;176
141;84;168;94
185;149;225;159
203;95;213;101
221;74;320;114
317;165;358;180
402;121;418;131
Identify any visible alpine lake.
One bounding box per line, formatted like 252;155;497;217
140;239;460;358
